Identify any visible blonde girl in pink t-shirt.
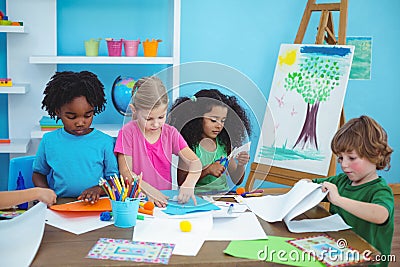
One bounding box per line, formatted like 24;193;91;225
114;76;202;207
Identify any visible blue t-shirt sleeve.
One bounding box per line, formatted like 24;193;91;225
103;136;119;178
33;135;51;176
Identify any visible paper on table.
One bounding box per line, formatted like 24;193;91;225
286;214;351;233
46;209;113;235
224;236;325;267
244;181;351;232
207;212;267;240
50;198;111;212
133;212;213;256
162;190;220;215
0;203;47;266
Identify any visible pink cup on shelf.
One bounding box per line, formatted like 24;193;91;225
106;38;123;56
123;39;140;57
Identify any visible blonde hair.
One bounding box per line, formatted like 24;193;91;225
331;115;393;170
131;76;169;118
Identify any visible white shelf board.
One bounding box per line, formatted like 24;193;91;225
31;124;120;139
0;138;31;153
29;56;174;65
0;25;25;33
0;83;30;94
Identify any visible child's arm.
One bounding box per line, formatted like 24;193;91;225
177;158;225;185
178;147;202;205
32;172;50;188
227;151;250;185
117;153;169;208
0;188;57;209
321;182;389;224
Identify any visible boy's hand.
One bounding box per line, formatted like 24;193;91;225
321;182;341;205
205;162;225;177
236;152;250;166
78;185;103;204
178;185;197;206
36;188;57;207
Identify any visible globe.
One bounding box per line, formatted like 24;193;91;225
111;76;135;116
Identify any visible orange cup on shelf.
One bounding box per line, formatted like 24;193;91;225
142;39;162;57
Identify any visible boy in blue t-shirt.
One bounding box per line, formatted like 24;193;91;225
33;71;118;203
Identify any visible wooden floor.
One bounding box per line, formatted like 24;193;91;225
389;195;399;267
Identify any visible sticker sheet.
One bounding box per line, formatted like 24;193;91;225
86;238;175;264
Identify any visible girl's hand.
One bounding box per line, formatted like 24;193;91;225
235;152;250;166
36;188;57;207
321;182;341;205
205;162;226;177
78;185;103;204
178;184;197;206
147;192;169;208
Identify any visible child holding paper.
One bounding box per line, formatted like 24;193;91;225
114;76;202;208
32;71;119;203
169;89;252;193
311;115;394;266
0;188;57;209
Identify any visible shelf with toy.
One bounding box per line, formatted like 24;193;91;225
29;56;174;65
30;124;120;139
0;83;30;94
0;138;31;153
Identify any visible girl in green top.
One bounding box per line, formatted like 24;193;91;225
169;89;252;193
312;115;394;267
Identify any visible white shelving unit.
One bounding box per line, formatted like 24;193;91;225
0;83;30;94
3;0;181;156
30;124;120;139
0;25;25;33
29;56;174;65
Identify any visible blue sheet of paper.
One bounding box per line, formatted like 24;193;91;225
161;190;220;215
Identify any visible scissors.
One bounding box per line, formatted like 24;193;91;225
215;156;229;169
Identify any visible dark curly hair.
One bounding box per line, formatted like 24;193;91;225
168;89;251;154
41;71;106;121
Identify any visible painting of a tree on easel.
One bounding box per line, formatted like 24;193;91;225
255;44;354;175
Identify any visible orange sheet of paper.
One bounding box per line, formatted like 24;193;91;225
50;198;111;212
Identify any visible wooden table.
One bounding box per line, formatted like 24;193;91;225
31;200;379;266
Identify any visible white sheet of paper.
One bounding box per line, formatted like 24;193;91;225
0;202;47;266
230;141;251;158
244;181;323;222
132;212;213;256
244;181;350;233
45;209;113;235
207;212;267;240
285;214;351;233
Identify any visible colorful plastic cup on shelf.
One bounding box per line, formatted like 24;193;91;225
123;39;140;57
106;38;123;57
84;38;101;57
143;39;162;57
111;198;140;228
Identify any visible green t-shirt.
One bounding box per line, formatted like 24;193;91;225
194;139;229;193
314;173;394;267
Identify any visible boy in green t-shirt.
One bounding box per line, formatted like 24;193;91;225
312;115;394;267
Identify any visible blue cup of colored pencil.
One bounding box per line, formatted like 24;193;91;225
111;198;140;228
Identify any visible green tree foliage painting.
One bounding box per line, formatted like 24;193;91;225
284;56;341;150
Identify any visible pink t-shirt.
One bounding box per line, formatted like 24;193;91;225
114;121;188;190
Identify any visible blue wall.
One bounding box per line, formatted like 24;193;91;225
1;0;399;189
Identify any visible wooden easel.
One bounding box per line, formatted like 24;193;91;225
245;0;348;191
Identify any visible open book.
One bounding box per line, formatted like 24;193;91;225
243;180;351;233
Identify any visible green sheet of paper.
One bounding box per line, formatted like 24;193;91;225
224;236;325;267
